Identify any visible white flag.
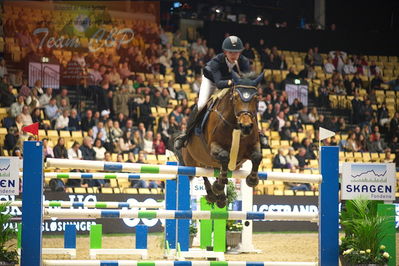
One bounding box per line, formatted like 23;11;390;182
319;127;335;141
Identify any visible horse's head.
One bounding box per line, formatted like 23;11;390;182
231;71;263;136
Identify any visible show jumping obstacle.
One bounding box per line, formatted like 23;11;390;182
7;200;165;209
46;158;322;183
20;141;339;266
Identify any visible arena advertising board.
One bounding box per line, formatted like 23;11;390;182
341;163;396;201
0;157;19;195
2;193;399;234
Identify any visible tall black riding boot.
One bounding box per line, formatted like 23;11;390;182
174;106;199;150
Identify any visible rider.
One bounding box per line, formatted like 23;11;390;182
175;36;251;150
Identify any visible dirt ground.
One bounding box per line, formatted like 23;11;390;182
40;233;399;262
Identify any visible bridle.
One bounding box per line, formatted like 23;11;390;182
230;84;259;121
212;85;259;129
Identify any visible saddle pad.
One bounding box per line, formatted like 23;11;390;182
195;98;218;136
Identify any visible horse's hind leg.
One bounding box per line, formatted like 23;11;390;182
246;147;262;187
210;142;229;195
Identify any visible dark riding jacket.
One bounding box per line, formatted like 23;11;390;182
203;53;251;89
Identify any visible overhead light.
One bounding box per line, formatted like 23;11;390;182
256;16;262;21
215;9;221;13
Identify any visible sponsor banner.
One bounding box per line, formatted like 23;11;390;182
0;157;19;195
2;194;399;234
342;163;396;200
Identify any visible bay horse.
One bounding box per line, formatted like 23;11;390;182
174;72;263;208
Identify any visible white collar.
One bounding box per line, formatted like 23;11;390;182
225;58;236;72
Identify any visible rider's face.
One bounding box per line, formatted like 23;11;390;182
224;51;241;63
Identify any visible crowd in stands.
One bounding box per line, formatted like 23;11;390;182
0;5;398;193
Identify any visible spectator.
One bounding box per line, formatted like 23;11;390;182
1;85;16;107
304;48;314;66
280;121;292;140
68;141;83;160
39;87;53;107
191;38;207;56
242;42;255;61
290;116;303;132
298;107;311;124
4;127;18;154
113;86;130;118
302;138;316;159
313;47;323;66
10;95;25;118
139;95;155;130
153;133;166;155
130;152;149;188
55;88;71;108
346;133;360;152
291;136;302;150
369;133;387;153
93;138;107;160
342;58;357;75
175;66;187;84
68;109;80;131
377;103;390;126
53;137;68;159
44;98;60;121
387;75;399;91
81;109;96;132
351;73;363;89
55;109;70;130
119;131;136;154
261;103;274;122
271;111;285;132
351;93;363;124
324;58;335;74
295;148;309;169
368;60;381;76
17;78;28;96
80;136;96;160
389;112;399;140
157;115;171;145
272;148;289;169
132;130;144;154
26;87;41;108
0;58;8;78
92;121;107;142
20;105;32;126
143;131;155;154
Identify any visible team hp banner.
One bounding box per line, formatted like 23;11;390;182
341;163;396;201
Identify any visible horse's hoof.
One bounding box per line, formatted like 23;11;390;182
205;193;217;203
246;175;259;187
216;198;227;208
212;182;225;195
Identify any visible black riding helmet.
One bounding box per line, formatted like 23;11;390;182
222;36;244;52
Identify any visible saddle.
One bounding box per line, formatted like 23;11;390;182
194;88;229;136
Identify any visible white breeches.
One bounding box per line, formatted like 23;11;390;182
197;75;216;111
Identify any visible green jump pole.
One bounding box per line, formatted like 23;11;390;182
377;203;396;266
200;197;212;249
90;224;102;249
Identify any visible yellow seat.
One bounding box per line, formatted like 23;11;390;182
74;187;87;193
101;188;113;194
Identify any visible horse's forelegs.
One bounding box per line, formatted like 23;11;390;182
203;177;218;203
246;148;262;187
210;142;229;195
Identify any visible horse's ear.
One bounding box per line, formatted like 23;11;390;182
231;71;240;84
253;71;264;86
